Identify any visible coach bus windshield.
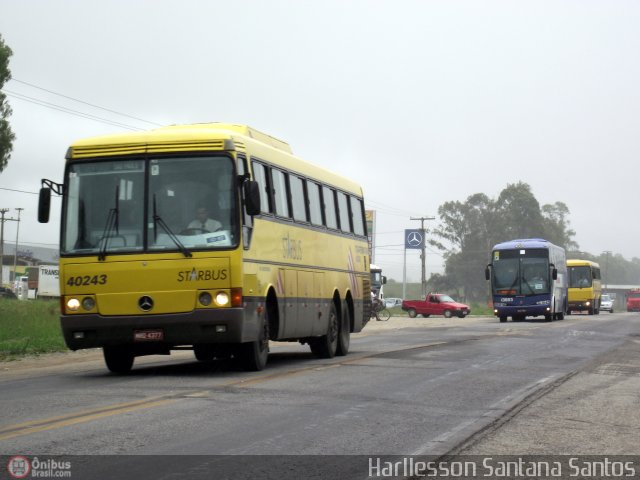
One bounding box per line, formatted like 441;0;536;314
61;156;237;256
492;249;551;295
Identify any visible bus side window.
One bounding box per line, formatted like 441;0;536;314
251;160;272;214
350;195;365;237
322;186;338;230
271;168;290;218
290;175;308;222
336;191;351;233
307;181;323;226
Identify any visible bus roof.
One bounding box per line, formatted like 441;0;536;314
567;259;600;268
492;238;559;251
65;123;364;196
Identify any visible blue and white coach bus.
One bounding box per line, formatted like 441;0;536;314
485;238;568;323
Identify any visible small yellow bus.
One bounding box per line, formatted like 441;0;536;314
39;123;371;373
566;259;602;315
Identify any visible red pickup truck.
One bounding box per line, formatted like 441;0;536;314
402;293;471;318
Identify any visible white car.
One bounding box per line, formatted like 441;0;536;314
600;294;614;313
384;297;403;308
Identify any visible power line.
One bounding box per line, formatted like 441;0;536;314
0;186;39;195
10;78;164;127
4;89;144;131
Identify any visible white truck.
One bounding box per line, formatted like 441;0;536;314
30;264;60;298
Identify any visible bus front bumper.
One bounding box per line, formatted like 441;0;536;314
493;305;552;318
61;308;253;351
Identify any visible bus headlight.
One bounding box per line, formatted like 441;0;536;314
215;291;230;307
67;298;81;311
81;297;96;311
199;292;213;306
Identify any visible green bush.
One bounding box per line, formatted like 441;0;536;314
0;299;66;360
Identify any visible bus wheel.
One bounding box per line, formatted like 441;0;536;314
336;302;351;357
194;344;216;362
310;302;339;358
544;314;552;322
103;346;134;374
238;315;269;371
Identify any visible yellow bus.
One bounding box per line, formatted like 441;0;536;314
566;259;602;315
38;123;371;373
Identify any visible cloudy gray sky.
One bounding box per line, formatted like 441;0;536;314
0;0;638;281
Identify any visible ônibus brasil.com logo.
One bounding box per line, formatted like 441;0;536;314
7;456;30;479
7;456;72;478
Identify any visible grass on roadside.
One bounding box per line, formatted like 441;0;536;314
0;299;66;360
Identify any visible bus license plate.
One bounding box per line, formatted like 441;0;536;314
134;329;164;341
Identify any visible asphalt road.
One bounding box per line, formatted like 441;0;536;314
1;312;638;479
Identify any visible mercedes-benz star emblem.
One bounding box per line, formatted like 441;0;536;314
407;231;423;247
138;296;154;311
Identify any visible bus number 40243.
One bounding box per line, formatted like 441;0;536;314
66;275;107;287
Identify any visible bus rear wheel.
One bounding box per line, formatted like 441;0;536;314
103;346;134;374
336;301;351;356
310;302;339;358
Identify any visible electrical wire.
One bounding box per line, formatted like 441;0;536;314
10;78;163;127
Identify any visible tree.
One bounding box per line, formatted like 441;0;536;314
541;201;578;251
0;34;15;173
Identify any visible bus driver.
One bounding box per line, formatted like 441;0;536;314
187;207;222;233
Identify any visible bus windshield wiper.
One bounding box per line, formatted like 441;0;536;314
153;194;192;258
98;186;120;261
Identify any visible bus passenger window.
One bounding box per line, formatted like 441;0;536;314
290;175;307;222
350;196;365;236
252;162;271;214
307;181;323;226
322;186;338;229
337;191;351;233
271;169;290;218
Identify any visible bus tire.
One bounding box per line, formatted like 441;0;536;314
336;301;351;356
194;344;216;362
237;315;269;371
310;302;339;358
103;346;134;374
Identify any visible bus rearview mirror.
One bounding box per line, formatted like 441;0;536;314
243;180;261;216
38;188;51;223
485;266;490;281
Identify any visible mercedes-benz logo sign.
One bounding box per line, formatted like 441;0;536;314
407;231;423;247
138;296;154;311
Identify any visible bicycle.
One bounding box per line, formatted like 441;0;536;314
371;299;391;321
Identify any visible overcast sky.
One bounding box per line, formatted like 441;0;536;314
0;0;638;282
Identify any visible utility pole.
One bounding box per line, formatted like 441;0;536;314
410;215;435;298
0;208;8;286
13;208;24;284
602;250;612;289
0;208;19;286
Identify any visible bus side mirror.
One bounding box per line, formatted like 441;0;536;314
243;180;261;216
382;275;387;285
485;266;491;281
552;268;558;280
38;188;51;223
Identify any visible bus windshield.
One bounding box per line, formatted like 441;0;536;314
568;266;592;288
492;249;551;295
62;155;238;255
